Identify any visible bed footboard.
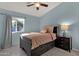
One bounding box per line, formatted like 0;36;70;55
20;38;55;56
20;37;31;56
31;41;55;56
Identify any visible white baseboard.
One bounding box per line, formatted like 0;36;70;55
72;48;79;52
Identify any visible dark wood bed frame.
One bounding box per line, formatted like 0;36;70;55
20;26;57;56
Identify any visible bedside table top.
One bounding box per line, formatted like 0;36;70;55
57;36;72;39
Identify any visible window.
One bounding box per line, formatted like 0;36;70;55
12;17;25;33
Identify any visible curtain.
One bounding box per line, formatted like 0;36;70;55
1;15;12;49
0;14;6;50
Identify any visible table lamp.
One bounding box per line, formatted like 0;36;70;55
61;24;69;37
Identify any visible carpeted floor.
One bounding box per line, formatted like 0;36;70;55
41;47;79;56
0;46;79;56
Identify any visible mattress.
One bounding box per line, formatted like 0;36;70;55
20;32;56;49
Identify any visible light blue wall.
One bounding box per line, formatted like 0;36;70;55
40;2;79;50
40;2;77;28
24;16;40;32
71;23;79;50
70;3;79;50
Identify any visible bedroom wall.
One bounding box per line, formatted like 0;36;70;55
0;9;40;46
71;3;79;50
40;2;77;28
40;2;79;50
24;16;40;33
71;22;79;50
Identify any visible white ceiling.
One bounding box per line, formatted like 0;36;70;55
0;2;61;17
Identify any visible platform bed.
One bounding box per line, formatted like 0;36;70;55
20;26;57;56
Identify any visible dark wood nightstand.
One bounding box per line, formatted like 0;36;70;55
55;36;72;52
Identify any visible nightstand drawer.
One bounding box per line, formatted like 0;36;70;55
60;39;64;41
55;36;72;52
60;41;64;44
58;44;64;47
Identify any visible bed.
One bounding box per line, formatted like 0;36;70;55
20;26;57;56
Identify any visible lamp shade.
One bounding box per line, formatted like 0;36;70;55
61;25;69;31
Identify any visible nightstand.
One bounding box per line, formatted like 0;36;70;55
55;36;72;52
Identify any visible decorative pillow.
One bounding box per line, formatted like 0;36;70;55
40;25;54;33
40;27;47;33
40;29;47;33
46;25;54;33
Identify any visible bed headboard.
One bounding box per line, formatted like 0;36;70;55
53;26;58;36
53;26;57;33
41;25;58;35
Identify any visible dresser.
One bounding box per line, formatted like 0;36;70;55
55;36;72;52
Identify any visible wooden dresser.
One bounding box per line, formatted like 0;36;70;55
55;36;72;52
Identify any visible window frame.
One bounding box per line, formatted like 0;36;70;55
12;17;25;33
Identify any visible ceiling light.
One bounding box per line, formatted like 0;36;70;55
35;3;40;7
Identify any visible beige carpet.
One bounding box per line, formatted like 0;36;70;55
0;46;26;56
0;46;79;56
41;47;79;56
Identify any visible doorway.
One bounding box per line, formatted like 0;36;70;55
11;17;25;46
